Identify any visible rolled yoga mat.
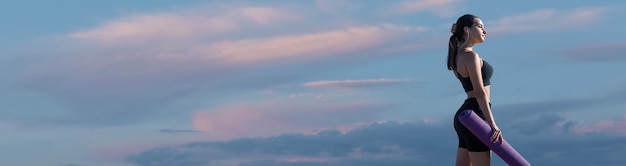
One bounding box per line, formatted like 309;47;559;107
458;109;530;166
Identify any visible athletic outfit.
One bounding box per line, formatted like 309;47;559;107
453;60;493;152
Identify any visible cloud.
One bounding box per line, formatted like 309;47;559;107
128;120;626;166
493;87;626;123
553;43;626;62
129;121;455;166
12;2;425;126
236;7;299;25
159;129;203;134
191;98;394;139
391;0;462;17
506;113;576;135
302;78;412;89
126;147;207;166
573;114;626;135
488;6;611;34
202;26;402;64
69;6;298;44
69;13;237;43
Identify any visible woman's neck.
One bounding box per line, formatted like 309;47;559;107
460;40;475;52
460;45;474;52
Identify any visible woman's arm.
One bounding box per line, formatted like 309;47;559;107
464;51;502;143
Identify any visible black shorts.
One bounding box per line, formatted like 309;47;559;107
453;98;491;152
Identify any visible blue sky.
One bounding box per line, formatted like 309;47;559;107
1;0;626;165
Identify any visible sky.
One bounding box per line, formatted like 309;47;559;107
1;0;626;165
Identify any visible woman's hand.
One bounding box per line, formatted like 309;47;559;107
490;123;503;144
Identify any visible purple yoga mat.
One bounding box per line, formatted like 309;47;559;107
458;109;530;166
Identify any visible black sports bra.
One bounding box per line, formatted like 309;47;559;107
456;60;493;92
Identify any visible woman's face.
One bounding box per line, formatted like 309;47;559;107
466;18;487;43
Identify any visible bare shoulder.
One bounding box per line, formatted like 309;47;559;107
458;51;480;64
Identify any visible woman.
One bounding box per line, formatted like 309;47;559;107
448;14;502;166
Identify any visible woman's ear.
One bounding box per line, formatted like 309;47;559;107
463;26;469;34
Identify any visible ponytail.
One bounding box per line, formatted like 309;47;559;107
447;14;478;71
447;34;460;70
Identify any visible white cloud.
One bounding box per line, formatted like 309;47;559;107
488;7;611;34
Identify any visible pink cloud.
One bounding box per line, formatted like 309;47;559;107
333;122;375;134
573;114;626;135
191;98;390;139
55;3;423;81
199;26;402;64
22;23;415;106
62;21;415;77
16;2;429;126
69;6;298;44
34;25;412;93
234;7;299;25
54;25;405;80
69;13;238;43
489;7;611;34
303;121;386;135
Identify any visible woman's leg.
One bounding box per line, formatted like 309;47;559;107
469;151;491;166
456;147;471;166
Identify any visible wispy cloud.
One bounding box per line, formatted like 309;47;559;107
69;13;237;43
5;1;626;166
235;7;300;25
494;86;626;123
192;99;388;138
573;114;626;135
159;129;203;134
391;0;462;17
191;98;393;139
202;26;402;64
303;78;412;89
553;42;626;62
489;6;611;34
505;113;576;136
69;6;298;44
13;2;425;126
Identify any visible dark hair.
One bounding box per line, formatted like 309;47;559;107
447;14;479;71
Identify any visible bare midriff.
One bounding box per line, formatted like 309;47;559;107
466;85;490;99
